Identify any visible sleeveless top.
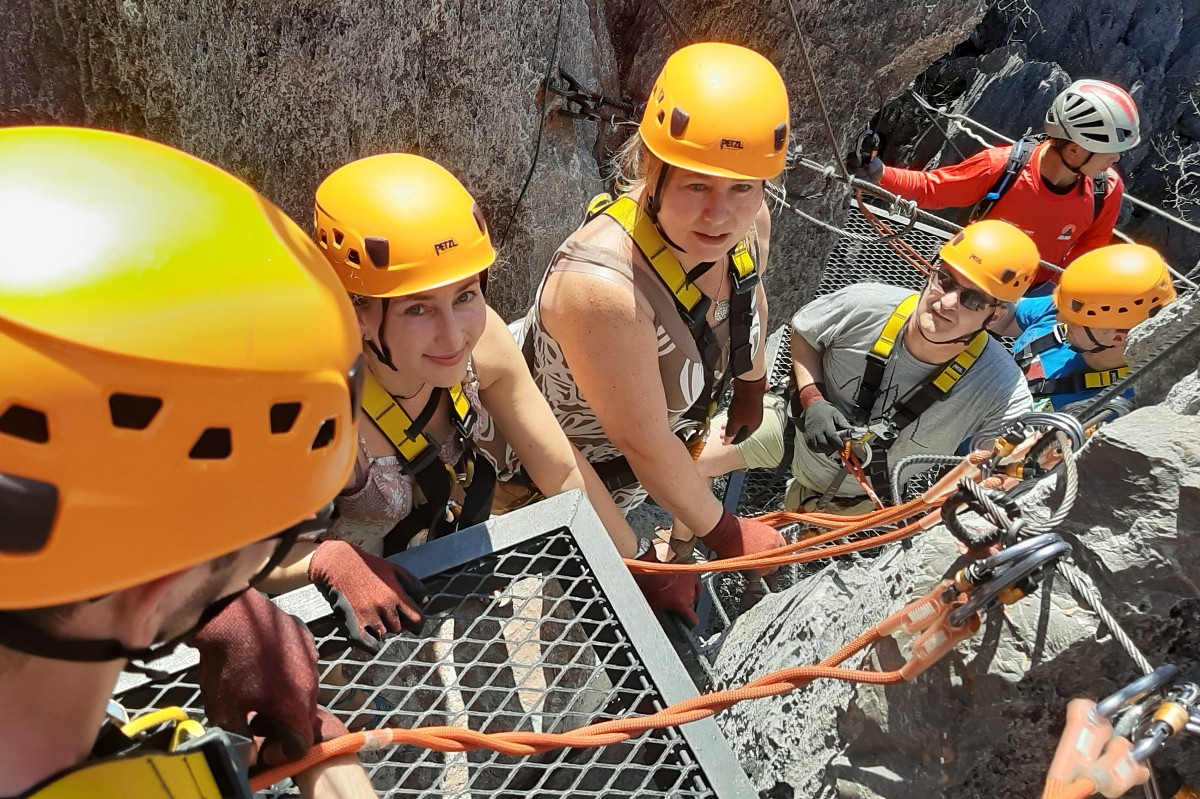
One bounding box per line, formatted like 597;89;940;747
325;360;498;556
510;213;763;509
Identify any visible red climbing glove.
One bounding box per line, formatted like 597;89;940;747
308;539;427;653
700;509;786;577
191;590;330;766
631;548;701;627
725;376;768;445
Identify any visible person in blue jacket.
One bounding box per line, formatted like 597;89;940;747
993;243;1176;411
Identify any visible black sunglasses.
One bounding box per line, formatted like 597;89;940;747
928;266;998;312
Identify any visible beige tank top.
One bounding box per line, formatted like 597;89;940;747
512;212;762;508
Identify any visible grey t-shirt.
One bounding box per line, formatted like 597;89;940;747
790;282;1032;497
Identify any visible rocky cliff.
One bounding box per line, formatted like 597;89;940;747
875;0;1200;278
0;0;988;318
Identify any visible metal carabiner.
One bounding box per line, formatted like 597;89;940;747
1096;665;1180;720
948;538;1071;627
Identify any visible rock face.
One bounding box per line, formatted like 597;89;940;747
714;404;1200;790
875;0;1200;275
0;0;988;318
1126;289;1200;414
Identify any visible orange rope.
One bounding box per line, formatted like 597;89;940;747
250;622;899;791
857;189;935;275
1042;777;1098;799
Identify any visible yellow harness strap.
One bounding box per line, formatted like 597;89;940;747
25;708;246;799
868;293;988;395
24;750;225;799
361;372;473;466
1082;367;1129;389
593;194;757;313
871;294;918;359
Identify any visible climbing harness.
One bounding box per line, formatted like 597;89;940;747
1015;324;1130;396
569;193;760;492
968;134;1115;227
850;293;989;498
25;706;252;799
360;372;496;551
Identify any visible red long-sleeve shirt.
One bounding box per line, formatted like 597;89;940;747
879;141;1123;285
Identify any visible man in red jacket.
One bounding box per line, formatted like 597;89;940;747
855;80;1141;287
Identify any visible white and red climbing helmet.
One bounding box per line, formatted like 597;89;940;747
1044;79;1141;154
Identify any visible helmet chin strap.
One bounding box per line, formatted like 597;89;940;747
1071;325;1115;354
645;164;691;254
364;297;398;371
1058;142;1095;177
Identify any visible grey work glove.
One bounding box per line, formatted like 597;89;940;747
800;399;853;455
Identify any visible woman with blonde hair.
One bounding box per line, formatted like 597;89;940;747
513;42;791;594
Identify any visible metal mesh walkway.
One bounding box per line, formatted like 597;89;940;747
114;492;755;798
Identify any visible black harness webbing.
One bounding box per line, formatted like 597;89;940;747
359;373;495;554
969;134;1111;226
1015;325;1129;396
523;193;761;493
839;295;988;499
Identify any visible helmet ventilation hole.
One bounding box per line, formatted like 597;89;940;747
311;418;337;450
670;108;690;139
364;237;389;268
333;229;345;248
774;123;788;151
0;473;58;554
189;428;232;460
270;402;302;434
109;393;162;430
347;249;360;265
0;405;49;443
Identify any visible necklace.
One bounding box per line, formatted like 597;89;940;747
713;273;730;323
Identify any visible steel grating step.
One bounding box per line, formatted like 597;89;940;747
114;491;757;798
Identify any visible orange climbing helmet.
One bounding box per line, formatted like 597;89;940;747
0;127;361;610
1055;244;1176;328
314;154;495;298
938;220;1041;302
639;42;790;180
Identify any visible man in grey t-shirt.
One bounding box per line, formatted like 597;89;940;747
700;220;1038;511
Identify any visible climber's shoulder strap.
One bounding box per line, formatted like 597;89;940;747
1092;168;1112;221
362;371;493;550
591;193;760;383
969;133;1042;224
24;714;251;799
1015;324;1129;395
886;329;990;431
1014;325;1067;369
854;293;920;413
361;373;475;475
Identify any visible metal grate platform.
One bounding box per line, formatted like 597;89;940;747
114;492;756;798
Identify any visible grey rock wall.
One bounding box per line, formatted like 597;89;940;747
0;0;987;319
1126;289;1200;414
875;0;1200;276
